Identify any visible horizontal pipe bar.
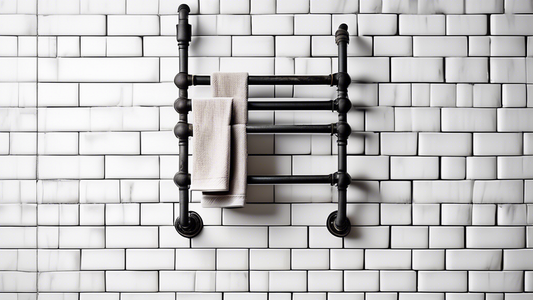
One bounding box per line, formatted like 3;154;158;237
185;124;336;135
247;175;334;185
248;101;334;111
190;75;335;86
246;124;336;134
183;100;336;111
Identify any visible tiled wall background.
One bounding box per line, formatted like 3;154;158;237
1;0;533;299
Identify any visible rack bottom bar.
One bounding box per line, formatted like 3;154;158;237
248;101;334;111
247;124;335;134
247;175;334;185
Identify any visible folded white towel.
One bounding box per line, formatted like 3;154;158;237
190;97;233;192
202;124;247;208
202;72;249;208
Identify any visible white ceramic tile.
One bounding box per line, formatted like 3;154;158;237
308;271;343;292
309;227;343;248
447;15;487;35
374;37;412;56
413;250;444;270
39;271;105;292
391;226;429;248
442;108;496;132
399;15;445;35
498;204;527;225
413;181;473;204
330;249;364;270
447;250;502;270
217;249;248;270
269;271;307;292
379;84;411;106
429;226;465;248
0;249;37;271
366;250;411;269
472;204;497;225
250;249;290;270
469;36;490;57
467;227;525;248
192;227;267;248
215;271;248;292
106;226;158;248
310;0;359;13
292;249;329;270
503;84;527;107
414;37;467;57
358;14;397;36
126;249;174;270
344;226;390;248
344;271;379;291
391;157;439;180
380;181;412;203
382;0;417;13
294;15;331;35
469;271;523;292
59;227;104;249
268;227;307;249
252;15;293;35
413;204;440;225
419;133;472;156
446;58;489;83
106;271;158;292
223;204;290;226
380;271;416;291
381;204;412;225
490;58;527;83
418;271;467;292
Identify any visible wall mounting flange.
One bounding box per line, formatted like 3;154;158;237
174;211;203;238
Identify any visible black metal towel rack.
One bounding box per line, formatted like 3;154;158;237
173;4;352;238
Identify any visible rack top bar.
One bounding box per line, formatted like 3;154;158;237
189;75;336;86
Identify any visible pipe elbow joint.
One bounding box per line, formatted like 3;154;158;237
174;122;190;139
336;121;351;139
336;72;351;90
336;172;352;189
174;98;191;114
335;97;352;113
174;72;189;89
173;172;190;188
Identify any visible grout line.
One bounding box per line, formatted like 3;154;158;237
35;0;39;295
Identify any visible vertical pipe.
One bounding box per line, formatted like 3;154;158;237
334;24;351;229
176;4;191;227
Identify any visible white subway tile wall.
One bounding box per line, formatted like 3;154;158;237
0;0;532;298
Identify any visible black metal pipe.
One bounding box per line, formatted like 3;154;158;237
248;175;334;185
190;75;336;86
177;4;191;228
247;124;336;134
185;124;336;136
334;24;351;230
248;101;334;111
182;100;337;112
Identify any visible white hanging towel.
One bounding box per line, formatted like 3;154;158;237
202;72;248;208
190;97;233;192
